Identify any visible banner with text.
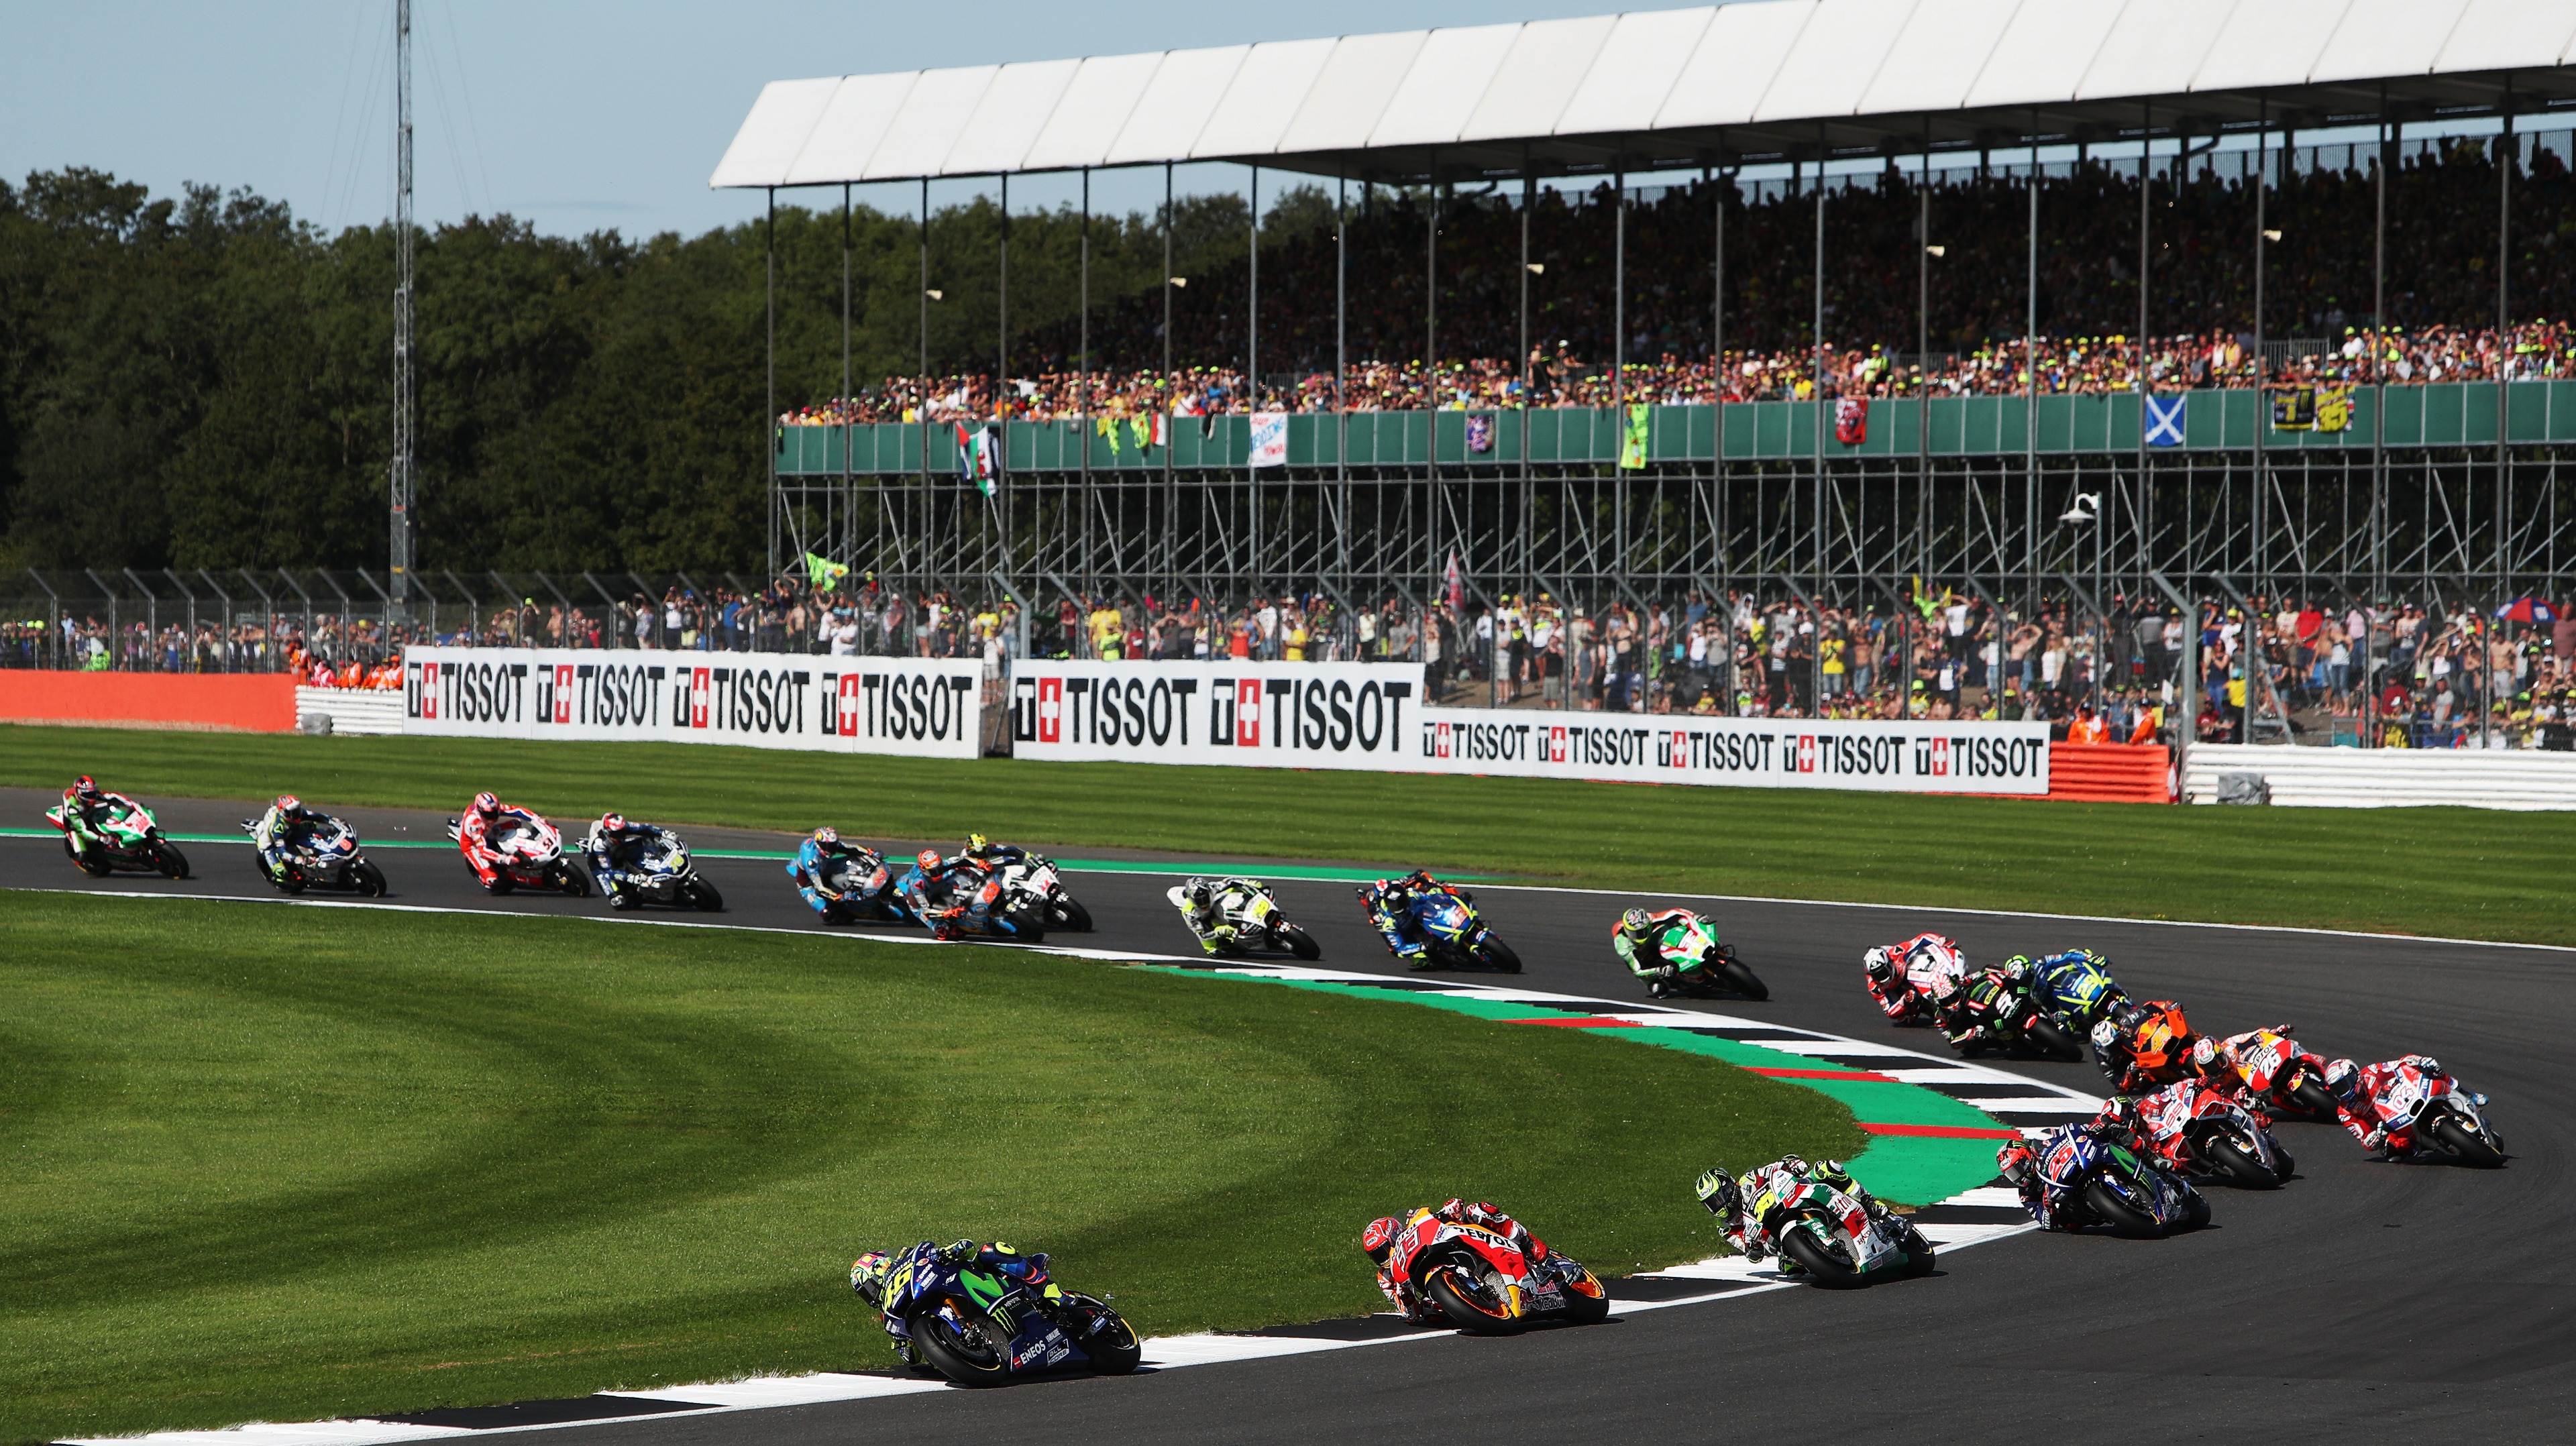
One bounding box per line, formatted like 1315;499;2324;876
1413;708;2051;793
1007;660;1426;767
402;647;981;758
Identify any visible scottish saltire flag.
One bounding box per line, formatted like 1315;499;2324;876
2144;394;2186;448
1247;411;1287;468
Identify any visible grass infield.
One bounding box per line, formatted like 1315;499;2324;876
2;724;2560;946
0;893;1856;1444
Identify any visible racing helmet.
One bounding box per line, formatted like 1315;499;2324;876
1998;954;2033;984
1694;1166;1741;1218
2096;1096;2141;1132
968;832;989;852
812;826;840;846
1995;1139;2037;1186
2188;1036;2221;1074
2322;1058;2362;1103
274;794;302;814
1621;907;1651;934
1776;1154;1809;1178
601;813;627;833
849;1251;892;1304
472;791;500;816
1185;875;1213;906
72;775;101;801
916;848;941;871
1361;1216;1404;1264
1862;946;1895;983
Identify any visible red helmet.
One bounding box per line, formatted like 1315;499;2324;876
472;791;500;816
1995;1139;2038;1186
812;826;840;846
1361;1216;1404;1264
916;848;941;870
72;775;101;800
601;813;627;833
275;795;301;813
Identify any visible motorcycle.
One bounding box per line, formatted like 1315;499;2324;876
2025;950;2129;1032
447;811;589;897
898;859;1047;944
2363;1062;2507;1168
1636;913;1768;1000
1165;877;1321;959
2127;1080;2294;1190
991;851;1093;933
47;794;188;879
1749;1175;1936;1288
586;824;722;912
792;843;912;924
872;1241;1139;1387
1364;885;1521;973
2039;1129;2210;1237
1949;968;2086;1061
2214;1027;2341;1120
239;814;386;896
1382;1213;1607;1333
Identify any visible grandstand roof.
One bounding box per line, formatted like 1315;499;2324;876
714;0;2576;190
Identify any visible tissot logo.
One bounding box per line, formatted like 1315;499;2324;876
1010;663;1415;760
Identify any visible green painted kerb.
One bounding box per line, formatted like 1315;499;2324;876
1139;967;2006;1208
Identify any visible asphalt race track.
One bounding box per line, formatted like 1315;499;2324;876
8;788;2569;1444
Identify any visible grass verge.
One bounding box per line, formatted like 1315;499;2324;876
2;724;2559;946
0;892;1853;1444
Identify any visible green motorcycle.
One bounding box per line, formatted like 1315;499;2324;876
46;794;189;879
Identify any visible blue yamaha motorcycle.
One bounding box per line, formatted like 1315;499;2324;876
871;1241;1139;1386
2037;1128;2209;1238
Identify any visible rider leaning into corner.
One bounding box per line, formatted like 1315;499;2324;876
1612;907;1699;993
961;832;1026;868
1358;869;1461;962
849;1240;1061;1363
1862;932;1966;1022
1175;875;1247;953
2090;997;2204;1094
2322;1054;2456;1156
62;775;119;832
1996;1122;2126;1230
1361;1200;1545;1323
455;792;545;881
1695;1156;1900;1262
586;812;660;871
1935;958;2035;1053
253;793;323;852
904;848;985;940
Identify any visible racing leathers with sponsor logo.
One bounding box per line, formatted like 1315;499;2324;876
1175;875;1256;953
1937;960;2033;1054
455;792;547;887
1358;870;1461;962
1695;1156;1893;1263
901;849;983;940
962;832;1027;869
253;794;324;855
584;814;663;874
2324;1054;2451;1155
62;775;134;836
2090;999;2202;1094
1863;932;1966;1024
1611;907;1701;989
1361;1200;1544;1323
849;1239;1063;1367
1996;1123;2118;1231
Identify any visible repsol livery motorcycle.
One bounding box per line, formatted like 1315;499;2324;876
449;810;589;897
241;813;386;896
1749;1174;1936;1288
48;794;188;879
2216;1027;2341;1119
1639;913;1768;1001
1166;877;1322;959
2125;1080;2294;1190
1381;1213;1608;1334
2043;1131;2210;1237
872;1241;1139;1387
993;852;1093;933
584;822;722;912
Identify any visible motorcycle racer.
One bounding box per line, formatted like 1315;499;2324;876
1358;870;1464;962
1997;1123;2121;1231
1362;1200;1546;1322
252;793;323;854
1936;960;2034;1054
962;832;1028;869
2091;998;2202;1094
455;792;548;889
1863;932;1966;1024
1695;1156;1897;1263
901;849;996;940
2324;1055;2453;1156
1175;875;1244;953
851;1239;1065;1365
1613;907;1704;994
583;813;676;908
60;775;133;834
2019;948;2129;1026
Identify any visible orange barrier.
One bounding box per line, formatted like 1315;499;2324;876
2047;742;2174;803
0;671;299;732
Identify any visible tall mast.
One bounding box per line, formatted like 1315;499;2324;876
390;0;416;615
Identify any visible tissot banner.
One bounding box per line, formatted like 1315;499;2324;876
402;647;981;757
1410;708;2051;795
1007;661;1426;767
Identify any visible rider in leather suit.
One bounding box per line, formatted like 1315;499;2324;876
2324;1054;2451;1155
1361;1200;1546;1322
1358;870;1461;962
2090;998;2203;1094
1612;907;1703;995
1936;960;2033;1054
1996;1123;2124;1231
1695;1156;1896;1263
1862;932;1965;1023
904;849;989;940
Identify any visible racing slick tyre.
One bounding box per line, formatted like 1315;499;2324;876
606;889;635;911
2428;1115;2505;1168
1776;1226;1869;1288
2290;1077;2341;1118
353;860;388;897
2180;1188;2212;1231
1558;1274;1611;1324
153;842;190;879
2206;1137;2282;1190
1478;936;1524;975
276;869;307;895
2082;1179;2167;1238
1073;1299;1142;1374
559;865;592;898
688;879;725;912
1279;924;1322;961
909;1303;1011;1387
486;876;515;895
1421;1266;1522;1335
1053;896;1094;933
1718;959;1770;1001
2026;1015;2086;1062
68;838;113;877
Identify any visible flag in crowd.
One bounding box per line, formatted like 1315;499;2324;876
2144;394;2187;447
1619;403;1650;470
953;422;1000;495
804;552;849;590
1835;395;1868;446
1248;411;1287;469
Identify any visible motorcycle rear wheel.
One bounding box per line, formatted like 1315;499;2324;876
1277;924;1322;961
2428;1115;2505;1168
1776;1226;1868;1288
1478;936;1523;975
1717;959;1770;1001
1421;1266;1521;1334
276;869;307;895
353;860;388;897
154;842;189;879
2290;1078;2341;1117
2205;1137;2281;1190
2025;1015;2086;1062
910;1304;1011;1386
2081;1178;2166;1237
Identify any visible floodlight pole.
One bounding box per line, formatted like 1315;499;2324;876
1613;160;1625;423
919;177;930;513
2494;86;2513;748
2369;93;2387;746
2137;100;2150;595
2253;95;2268;624
1336;168;1348;589
1079;167;1090;591
2025;110;2039;628
766;186;778;578
1521;152;1533;597
1814;125;1827;632
1248;163;1259;408
841;183;853;573
1163;162;1175;590
998;169;1010;585
389;0;415;618
1920;115;1932;592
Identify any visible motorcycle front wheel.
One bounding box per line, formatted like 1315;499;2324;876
1776;1225;1868;1288
353;860;388;897
1557;1270;1611;1324
2428;1114;2505;1168
910;1303;1011;1387
1421;1266;1520;1334
2204;1136;2281;1190
2290;1077;2341;1118
1053;895;1094;933
152;842;189;879
1071;1298;1141;1374
2082;1178;2166;1238
1277;924;1322;961
2025;1015;2086;1062
559;865;592;898
1478;936;1523;974
1717;958;1770;1001
688;879;725;912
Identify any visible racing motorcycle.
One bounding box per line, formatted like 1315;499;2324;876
1637;913;1768;1001
2213;1027;2341;1119
2025;950;2128;1033
1364;885;1522;973
584;823;723;912
446;811;589;897
2040;1130;2210;1238
1164;877;1321;959
2359;1061;2507;1168
2124;1080;2294;1190
991;851;1093;933
871;1241;1139;1387
792;843;911;924
239;813;386;896
47;794;188;879
1750;1174;1936;1288
1382;1213;1608;1333
898;858;1047;944
1948;968;2086;1061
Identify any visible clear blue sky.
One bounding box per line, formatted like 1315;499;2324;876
0;1;1640;240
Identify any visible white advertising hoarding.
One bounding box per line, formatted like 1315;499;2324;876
1006;660;1426;767
402;647;982;757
